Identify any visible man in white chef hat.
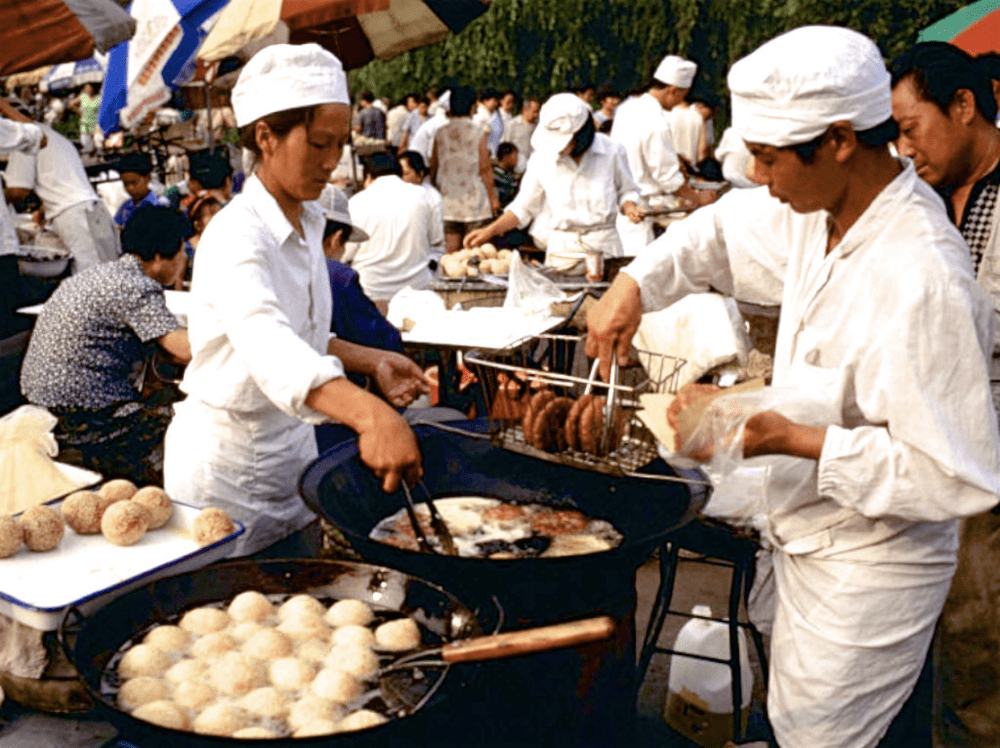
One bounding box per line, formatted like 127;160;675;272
589;26;1000;748
611;54;719;255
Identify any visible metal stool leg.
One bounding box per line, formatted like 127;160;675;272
638;542;679;681
729;560;746;741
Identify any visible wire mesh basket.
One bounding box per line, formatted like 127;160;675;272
466;334;696;483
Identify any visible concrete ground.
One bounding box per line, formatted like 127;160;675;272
0;552;764;748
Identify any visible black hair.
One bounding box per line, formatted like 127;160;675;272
188;195;221;233
405;92;419;104
596;83;618;103
598;118;613;134
116;152;153;176
398;150;429;176
239;106;316;157
189;147;232;190
979;52;1000;83
496;142;518;161
121;206;189;261
785;118;900;163
569;115;596;159
323;220;352;245
360;91;375;103
418;95;431;107
479;87;500;102
450;86;476;117
363;152;402;180
890;42;997;123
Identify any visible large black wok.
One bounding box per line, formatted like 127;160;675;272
300;420;704;624
59;559;495;748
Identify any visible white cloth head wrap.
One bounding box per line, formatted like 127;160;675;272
654;55;697;88
728;26;892;147
232;43;350;128
531;93;591;154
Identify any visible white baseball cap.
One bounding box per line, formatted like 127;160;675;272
232;43;350;128
530;93;592;154
316;185;368;242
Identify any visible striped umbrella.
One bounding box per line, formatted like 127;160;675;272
918;0;1000;55
40;55;106;92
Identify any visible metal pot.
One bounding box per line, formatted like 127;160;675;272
59;559;495;747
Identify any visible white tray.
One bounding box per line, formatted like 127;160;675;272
0;500;244;631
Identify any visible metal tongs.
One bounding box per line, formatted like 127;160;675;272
400;480;457;556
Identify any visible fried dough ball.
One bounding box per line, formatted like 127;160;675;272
193;703;250;736
240;686;291;719
288;694;344;731
142;625;191;652
164;658;207;684
231;621;266;642
173;679;216;710
326;645;379;680
294;719;341;737
190;631;236;659
117;676;169;711
131;486;172;529
100;479;138;503
179;607;230;635
101;501;150;546
278;594;326;621
20;505;64;552
310;667;363;703
192;507;236;547
296;639;331;665
325;599;374;628
374;618;421;652
340;708;389;731
233;727;279;739
0;515;23;558
228;590;275;623
210;652;267;696
132;699;189;730
61;490;104;534
277;613;330;641
269;657;316;691
244;628;293;659
331;624;375;649
117;644;171;678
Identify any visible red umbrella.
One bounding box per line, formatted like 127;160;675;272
0;0;135;76
918;0;1000;55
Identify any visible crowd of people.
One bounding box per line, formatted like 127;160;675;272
4;26;1000;748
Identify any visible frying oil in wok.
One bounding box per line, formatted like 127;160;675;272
369;496;623;558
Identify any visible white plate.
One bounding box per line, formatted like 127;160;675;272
0;500;244;630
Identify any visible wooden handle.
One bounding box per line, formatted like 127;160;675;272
441;616;616;664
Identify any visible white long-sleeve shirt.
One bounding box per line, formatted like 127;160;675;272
0;119;43;154
180;175;344;423
665;103;704;165
626;163;1000;553
507;133;640;232
5;125;98;220
610;93;685;201
343;175;442;301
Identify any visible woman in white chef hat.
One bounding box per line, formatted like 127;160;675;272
464;93;645;274
163;44;428;557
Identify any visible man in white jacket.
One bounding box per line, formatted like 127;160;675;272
588;26;1000;748
344;153;442;308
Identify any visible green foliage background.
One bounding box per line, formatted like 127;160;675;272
349;0;969;129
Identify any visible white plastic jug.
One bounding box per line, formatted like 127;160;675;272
663;604;753;748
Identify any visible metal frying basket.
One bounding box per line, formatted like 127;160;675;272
466;334;696;484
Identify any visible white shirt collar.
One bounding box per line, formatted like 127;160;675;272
242;175;326;247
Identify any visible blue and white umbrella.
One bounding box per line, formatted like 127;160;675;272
99;0;228;133
40;55;106;92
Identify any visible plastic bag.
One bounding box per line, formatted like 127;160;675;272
503;250;568;314
386;286;447;329
680;385;840;480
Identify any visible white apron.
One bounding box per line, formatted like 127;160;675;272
164;398;318;557
544;224;622;274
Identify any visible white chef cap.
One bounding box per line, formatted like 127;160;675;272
654;55;697;88
531;93;591;154
436;90;451;113
728;26;892;148
232;43;350;128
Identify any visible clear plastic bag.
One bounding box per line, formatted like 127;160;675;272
503;250;568;314
680;386;840;479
